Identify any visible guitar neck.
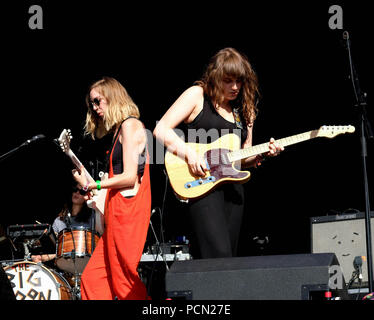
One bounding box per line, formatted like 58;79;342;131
66;149;96;184
228;129;319;162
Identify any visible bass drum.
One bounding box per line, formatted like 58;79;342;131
3;261;73;300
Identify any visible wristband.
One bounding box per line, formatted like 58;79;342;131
96;180;101;190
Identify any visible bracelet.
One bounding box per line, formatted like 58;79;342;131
79;183;90;195
96;180;101;190
254;154;265;168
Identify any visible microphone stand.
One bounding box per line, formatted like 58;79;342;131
65;213;79;298
343;30;374;293
0;136;42;163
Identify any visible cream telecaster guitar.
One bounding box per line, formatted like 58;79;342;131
57;129;107;216
165;125;355;200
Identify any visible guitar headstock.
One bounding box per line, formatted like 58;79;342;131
316;125;355;138
57;129;72;153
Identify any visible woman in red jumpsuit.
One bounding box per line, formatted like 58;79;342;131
73;76;151;300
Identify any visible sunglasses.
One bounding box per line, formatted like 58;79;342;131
88;97;102;109
72;187;87;195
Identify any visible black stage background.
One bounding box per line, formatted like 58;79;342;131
0;1;372;259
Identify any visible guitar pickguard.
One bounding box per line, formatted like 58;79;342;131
205;148;249;181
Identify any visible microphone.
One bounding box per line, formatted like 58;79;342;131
151;208;158;217
66;213;72;225
341;31;351;50
65;213;76;261
353;256;365;280
21;134;46;146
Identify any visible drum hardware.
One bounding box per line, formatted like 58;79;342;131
63;215;80;281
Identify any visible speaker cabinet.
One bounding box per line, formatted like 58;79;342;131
311;211;374;285
165;253;347;300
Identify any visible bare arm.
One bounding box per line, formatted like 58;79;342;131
153;85;207;176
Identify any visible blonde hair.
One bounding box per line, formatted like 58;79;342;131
84;77;140;139
195;47;260;126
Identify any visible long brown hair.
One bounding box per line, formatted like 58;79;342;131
195;48;260;126
58;192;91;223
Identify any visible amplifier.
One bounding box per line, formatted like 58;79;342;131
140;252;192;262
142;242;192;262
6;223;56;255
7;224;53;239
311;211;374;285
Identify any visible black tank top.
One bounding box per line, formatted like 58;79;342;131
184;95;247;145
110;118;146;176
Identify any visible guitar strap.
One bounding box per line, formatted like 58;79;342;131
233;108;243;129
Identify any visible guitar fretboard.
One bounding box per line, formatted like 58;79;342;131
67;149;96;184
227;130;318;162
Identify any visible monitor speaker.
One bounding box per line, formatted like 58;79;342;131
165;253;348;300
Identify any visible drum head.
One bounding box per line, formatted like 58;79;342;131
3;261;72;300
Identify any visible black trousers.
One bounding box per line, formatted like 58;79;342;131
187;184;244;259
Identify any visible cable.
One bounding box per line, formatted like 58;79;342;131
145;170;170;297
160;169;169;246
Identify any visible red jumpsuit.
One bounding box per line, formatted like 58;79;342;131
81;133;151;300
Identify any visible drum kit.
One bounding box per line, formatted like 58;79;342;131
1;223;99;300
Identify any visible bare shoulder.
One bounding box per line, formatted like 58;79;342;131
182;85;204;100
121;118;145;141
157;85;204;127
122;117;143;127
180;85;204;123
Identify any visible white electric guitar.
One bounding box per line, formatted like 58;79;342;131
57;129;107;217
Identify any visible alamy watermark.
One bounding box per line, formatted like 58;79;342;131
329;265;344;290
28;5;43;30
145;126;242;166
28;5;344;31
328;5;343;30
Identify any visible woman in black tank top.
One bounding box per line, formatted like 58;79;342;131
154;48;283;259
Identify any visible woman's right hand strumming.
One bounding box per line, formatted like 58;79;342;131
186;149;208;177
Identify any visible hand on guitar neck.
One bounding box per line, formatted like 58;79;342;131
253;137;284;167
72;165;94;200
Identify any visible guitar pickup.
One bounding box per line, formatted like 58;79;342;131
184;176;216;189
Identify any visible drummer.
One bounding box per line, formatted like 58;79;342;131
31;184;102;263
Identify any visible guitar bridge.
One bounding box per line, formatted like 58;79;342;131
184;176;216;189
